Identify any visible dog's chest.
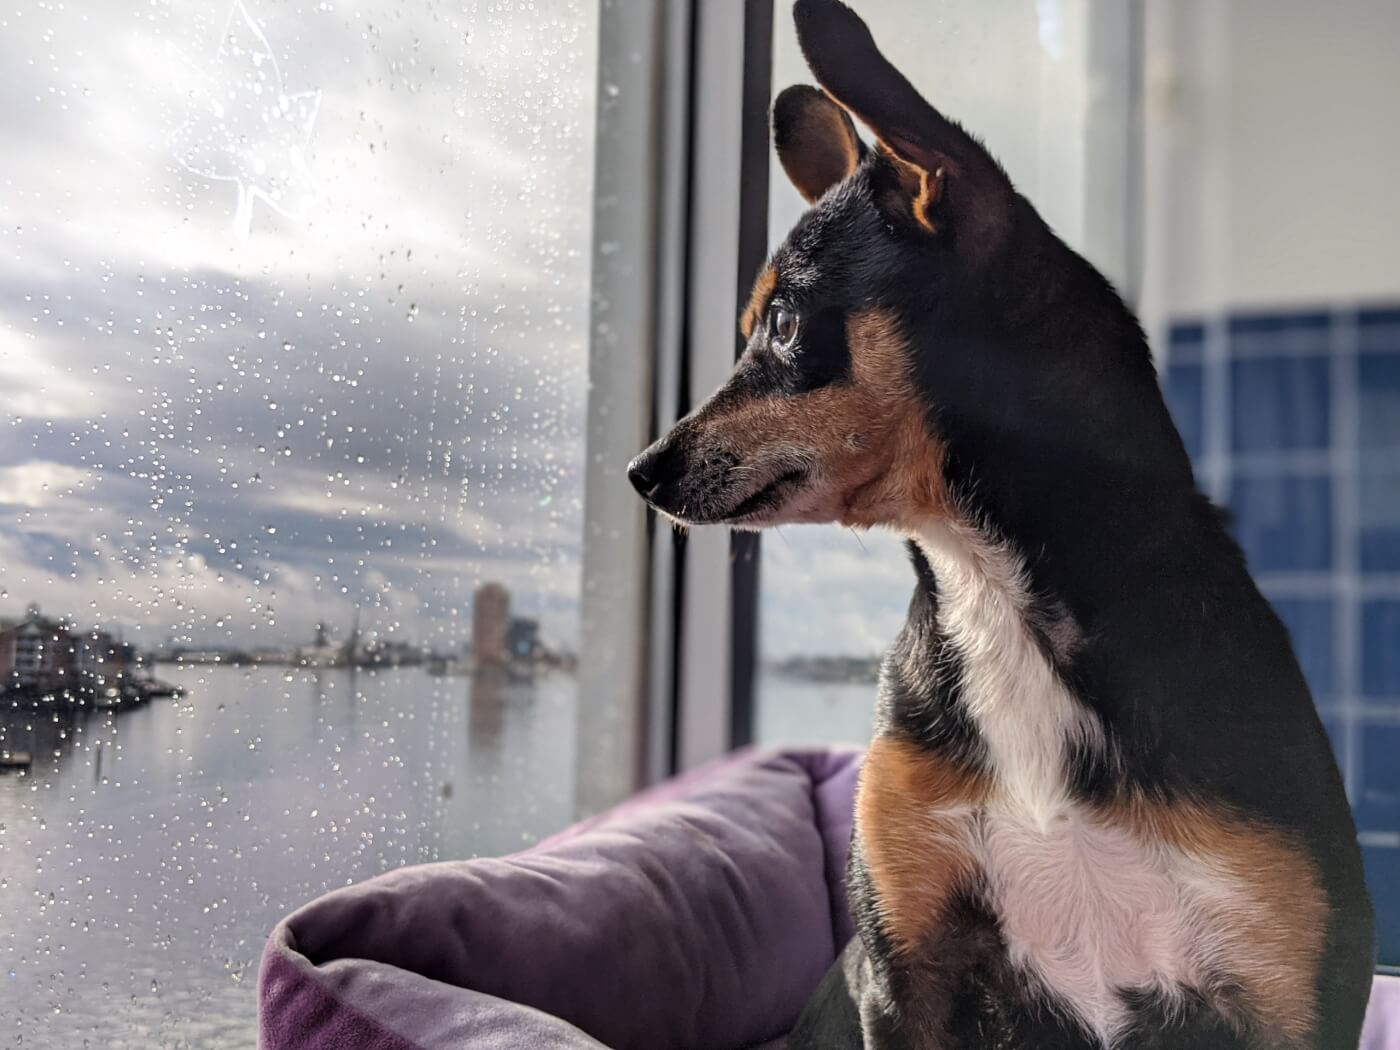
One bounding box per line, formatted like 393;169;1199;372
910;522;1230;1044
971;798;1220;1044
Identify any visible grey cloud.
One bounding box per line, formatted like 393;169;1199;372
1;0;597;650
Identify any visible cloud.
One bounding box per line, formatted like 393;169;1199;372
0;0;597;651
0;460;97;506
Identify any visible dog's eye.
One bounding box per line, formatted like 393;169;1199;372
770;305;798;347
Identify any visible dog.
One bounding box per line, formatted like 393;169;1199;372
627;2;1376;1046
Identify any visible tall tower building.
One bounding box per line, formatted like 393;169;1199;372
471;583;510;667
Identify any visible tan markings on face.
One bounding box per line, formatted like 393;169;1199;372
706;307;948;529
857;733;990;955
740;265;778;342
1108;796;1328;1043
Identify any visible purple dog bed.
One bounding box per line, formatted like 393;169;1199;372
259;747;1400;1049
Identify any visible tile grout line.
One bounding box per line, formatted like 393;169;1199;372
1332;307;1362;805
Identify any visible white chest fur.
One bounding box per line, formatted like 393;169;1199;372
911;521;1240;1046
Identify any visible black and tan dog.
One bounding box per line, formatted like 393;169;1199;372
627;2;1375;1047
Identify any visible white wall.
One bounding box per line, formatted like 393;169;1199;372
768;0;1136;290
1142;0;1400;335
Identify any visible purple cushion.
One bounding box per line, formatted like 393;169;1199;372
260;745;1400;1050
1368;975;1400;1050
259;748;861;1050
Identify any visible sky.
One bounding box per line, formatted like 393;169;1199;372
0;0;932;662
0;0;596;653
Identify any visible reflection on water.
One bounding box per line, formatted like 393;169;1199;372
468;665;509;750
0;665;576;1048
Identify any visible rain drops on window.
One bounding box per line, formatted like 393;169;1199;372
0;1;596;1044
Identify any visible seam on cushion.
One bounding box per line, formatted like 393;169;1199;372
802;748;861;958
804;746;863;791
265;947;430;1050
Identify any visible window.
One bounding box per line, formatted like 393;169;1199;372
3;1;1395;1041
1144;0;1400;967
0;0;597;1042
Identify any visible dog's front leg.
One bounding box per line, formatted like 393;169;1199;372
788;937;868;1048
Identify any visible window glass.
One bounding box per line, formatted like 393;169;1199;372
0;0;596;1043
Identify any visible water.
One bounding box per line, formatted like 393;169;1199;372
756;673;878;749
0;664;577;1048
0;665;876;1047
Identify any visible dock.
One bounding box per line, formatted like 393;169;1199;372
0;750;33;770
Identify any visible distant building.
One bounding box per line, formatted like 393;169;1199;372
506;617;540;663
0;606;77;691
359;639;424;668
296;614;356;668
74;629;137;691
472;583;510;667
164;647;250;666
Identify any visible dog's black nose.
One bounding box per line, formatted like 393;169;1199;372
627;451;659;497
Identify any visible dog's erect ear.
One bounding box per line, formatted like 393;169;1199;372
793;0;1015;259
772;85;864;204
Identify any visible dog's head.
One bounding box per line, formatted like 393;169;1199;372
629;0;1087;533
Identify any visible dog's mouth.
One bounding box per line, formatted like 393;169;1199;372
716;467;809;525
639;454;812;529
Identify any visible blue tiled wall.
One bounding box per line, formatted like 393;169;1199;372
1163;305;1400;967
1229;476;1334;572
1272;597;1336;700
1363;601;1400;698
1230;356;1331;452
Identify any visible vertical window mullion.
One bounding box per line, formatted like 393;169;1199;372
728;0;774;750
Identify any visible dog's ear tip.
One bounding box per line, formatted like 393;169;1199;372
793;0;875;83
793;0;866;43
771;84;831;132
771;82;862;203
773;83;825;111
793;0;857;30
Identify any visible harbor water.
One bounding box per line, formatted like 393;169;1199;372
0;664;876;1047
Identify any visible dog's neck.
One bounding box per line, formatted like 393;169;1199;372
930;394;1206;636
903;517;1104;821
889;456;1257;807
907;229;1206;630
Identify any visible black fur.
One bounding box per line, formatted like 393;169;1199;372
788;939;866;1050
732;303;853;397
875;545;986;771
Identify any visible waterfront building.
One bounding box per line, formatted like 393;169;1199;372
0;606;77;692
472;583;510;667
